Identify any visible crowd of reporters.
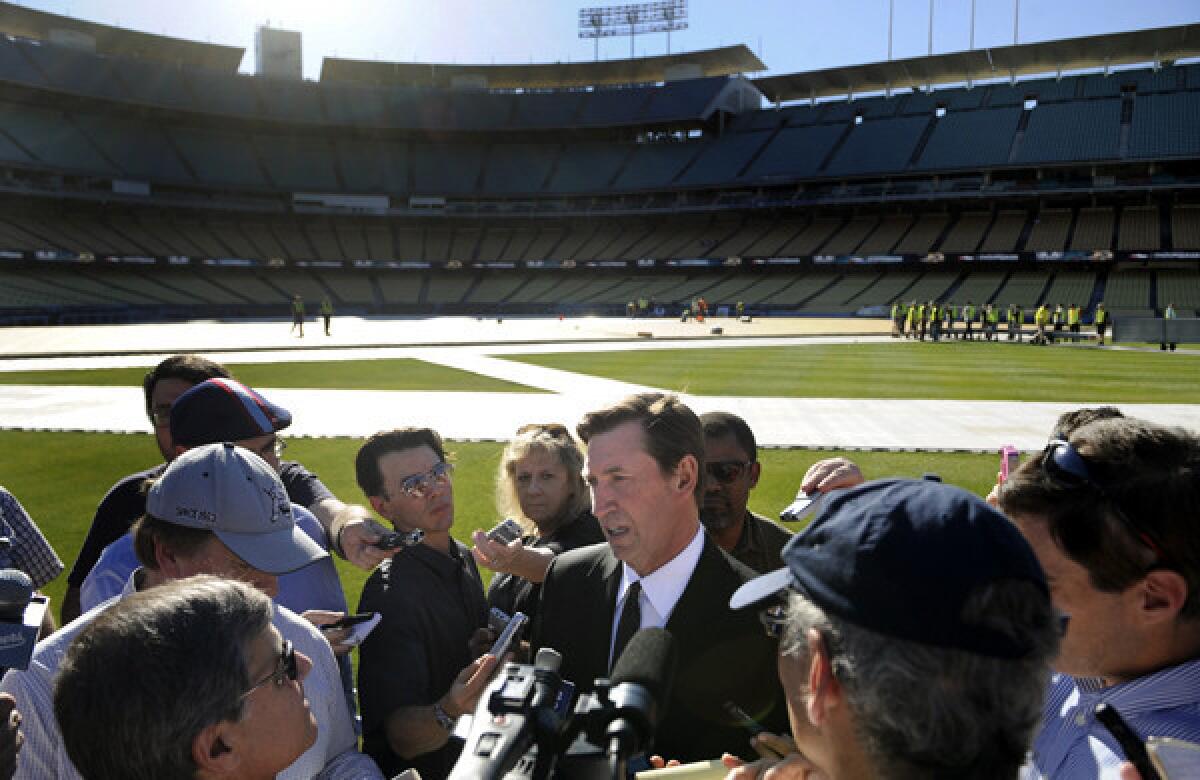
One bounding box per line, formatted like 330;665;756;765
0;352;1194;780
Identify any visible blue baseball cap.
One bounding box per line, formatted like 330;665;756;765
146;443;326;574
170;378;291;447
731;478;1048;659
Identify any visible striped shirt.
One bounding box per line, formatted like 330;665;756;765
1022;661;1200;779
0;487;63;589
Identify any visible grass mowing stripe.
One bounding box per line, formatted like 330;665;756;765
0;430;1001;620
0;359;542;393
507;342;1200;402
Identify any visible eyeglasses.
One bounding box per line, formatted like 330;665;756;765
243;640;298;698
1041;439;1166;562
516;423;571;439
150;405;173;428
705;460;754;485
399;461;455;498
250;436;287;461
759;604;787;639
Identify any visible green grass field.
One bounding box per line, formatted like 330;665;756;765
0;429;1001;619
0;359;540;393
507;342;1199;401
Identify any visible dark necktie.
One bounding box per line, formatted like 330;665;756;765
611;580;642;672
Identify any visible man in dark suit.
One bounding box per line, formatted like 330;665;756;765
532;392;785;764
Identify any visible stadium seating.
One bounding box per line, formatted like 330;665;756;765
1070;208;1115;251
1103;271;1153;314
1041;272;1097;310
992;271;1050;307
1016;100;1122;164
1156;271;1200;315
1117;206;1160;251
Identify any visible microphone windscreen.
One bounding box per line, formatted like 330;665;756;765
610;627;678;710
0;569;32;621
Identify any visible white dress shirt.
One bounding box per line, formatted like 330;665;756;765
609;525;705;668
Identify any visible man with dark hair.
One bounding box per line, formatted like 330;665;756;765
699;411;791;573
62;354;230;622
727;478;1060;780
63;361;390;623
532;393;785;764
998;417;1200;778
354;428;496;780
54;576;317;780
3;443;382;779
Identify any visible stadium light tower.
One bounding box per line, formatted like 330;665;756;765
579;0;688;61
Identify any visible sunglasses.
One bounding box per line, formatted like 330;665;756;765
759;604;787;639
399;461;455;498
1041;439;1166;562
243;639;298;698
516;423;572;439
706;460;754;485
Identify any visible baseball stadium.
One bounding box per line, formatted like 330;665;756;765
0;0;1197;667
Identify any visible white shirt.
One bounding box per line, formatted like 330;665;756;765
609;525;705;668
1;577;383;780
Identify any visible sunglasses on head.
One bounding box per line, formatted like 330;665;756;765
706;460;753;484
516;423;571;439
1040;439;1166;563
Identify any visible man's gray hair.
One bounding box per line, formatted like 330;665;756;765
54;576;273;780
781;581;1058;780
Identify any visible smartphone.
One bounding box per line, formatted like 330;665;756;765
722;701;765;736
320;612;375;631
489;611;528;659
486;518;523;545
1000;446;1020;483
1149;736;1200;779
374;529;425;550
488;607;511;634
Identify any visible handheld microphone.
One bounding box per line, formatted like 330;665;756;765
602;628;678;766
0;568;45;672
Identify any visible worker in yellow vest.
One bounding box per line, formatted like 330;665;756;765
1094;302;1108;346
1034;304;1050;345
963;301;977;341
1068;303;1081;336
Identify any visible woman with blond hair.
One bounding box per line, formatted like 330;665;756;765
471;423;603;620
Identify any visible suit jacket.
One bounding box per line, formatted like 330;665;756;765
532;534;787;763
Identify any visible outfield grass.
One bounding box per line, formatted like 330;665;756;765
0;359;541;393
507;342;1199;402
0;430;1001;619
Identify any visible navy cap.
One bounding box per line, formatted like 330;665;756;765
170;378;291;448
731;478;1048;659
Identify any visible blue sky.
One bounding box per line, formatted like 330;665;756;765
20;0;1200;79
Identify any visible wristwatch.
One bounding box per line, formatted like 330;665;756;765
433;702;456;732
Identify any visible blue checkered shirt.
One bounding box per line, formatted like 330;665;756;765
0;488;63;589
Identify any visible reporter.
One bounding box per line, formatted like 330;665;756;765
472;423;603;620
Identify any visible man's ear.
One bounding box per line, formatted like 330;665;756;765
192;722;239;776
747;461;762;490
805;628;842;727
675;454;700;496
154;538;190;580
1137;569;1189;625
367;494;387;518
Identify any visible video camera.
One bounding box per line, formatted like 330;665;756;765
449;628;678;780
0;538;48;673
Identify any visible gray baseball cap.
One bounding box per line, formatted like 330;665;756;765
146;442;327;575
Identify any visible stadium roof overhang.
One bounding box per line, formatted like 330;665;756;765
319;44;765;89
0;1;244;71
753;22;1200;103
